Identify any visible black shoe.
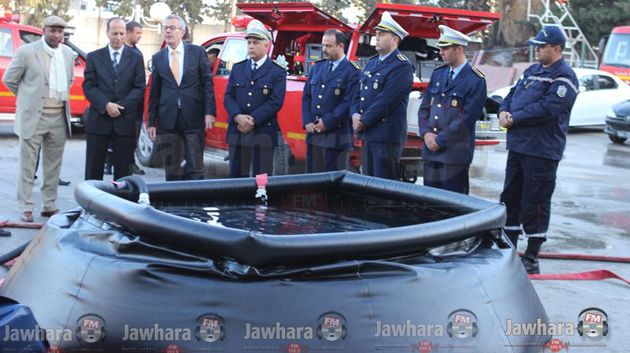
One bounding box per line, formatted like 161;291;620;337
58;178;71;186
521;238;544;274
505;230;520;248
131;164;145;175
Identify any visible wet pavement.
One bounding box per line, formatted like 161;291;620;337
0;124;628;352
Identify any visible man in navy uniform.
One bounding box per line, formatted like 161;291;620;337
351;11;413;180
302;29;360;173
498;26;578;274
224;20;286;177
418;25;487;194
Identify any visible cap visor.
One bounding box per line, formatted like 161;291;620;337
528;38;547;46
245;34;267;40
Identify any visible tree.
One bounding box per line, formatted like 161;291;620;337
319;0;353;23
2;0;72;27
568;0;630;45
95;0;211;35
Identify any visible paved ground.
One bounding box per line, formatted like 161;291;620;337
0;124;628;352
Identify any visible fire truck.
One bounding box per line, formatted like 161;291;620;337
0;11;89;128
137;2;500;179
599;26;630;85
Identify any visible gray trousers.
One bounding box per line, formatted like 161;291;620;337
18;111;67;212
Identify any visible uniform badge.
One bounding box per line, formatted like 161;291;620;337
263;85;269;95
335;88;340;96
373;81;379;90
557;85;567;98
451;99;458;107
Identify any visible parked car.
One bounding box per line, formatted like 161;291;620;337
605;99;630;144
490;68;630;128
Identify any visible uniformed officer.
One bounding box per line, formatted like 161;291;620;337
224;20;287;177
302;29;360;173
418;25;487;194
351;11;413;180
498;26;579;274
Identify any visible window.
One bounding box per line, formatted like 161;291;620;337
0;28;13;57
602;33;630;67
217;38;247;76
579;75;595;91
20;31;42;44
596;75;618;90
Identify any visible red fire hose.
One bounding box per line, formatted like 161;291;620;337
518;251;630;286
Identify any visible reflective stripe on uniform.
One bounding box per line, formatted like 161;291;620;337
504;225;522;231
552;77;579;94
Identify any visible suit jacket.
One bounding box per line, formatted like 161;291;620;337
148;43;215;131
418;63;487;165
83;46;146;136
350;49;413;144
302;58;360;150
224;57;287;146
2;41;74;139
126;44;146;122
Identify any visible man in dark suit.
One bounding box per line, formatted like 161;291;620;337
125;20;146;175
148;15;215;180
224;20;286;178
83;17;146;180
302;29;360;173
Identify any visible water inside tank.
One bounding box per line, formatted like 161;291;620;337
154;190;463;234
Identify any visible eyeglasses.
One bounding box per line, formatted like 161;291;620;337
162;26;182;32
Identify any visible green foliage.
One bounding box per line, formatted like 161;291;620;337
567;0;630;43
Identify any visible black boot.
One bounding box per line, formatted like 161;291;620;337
505;230;520;248
522;238;544;274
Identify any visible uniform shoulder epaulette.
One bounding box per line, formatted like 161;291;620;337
316;58;327;63
397;53;409;62
350;61;361;70
473;67;485;78
272;60;286;70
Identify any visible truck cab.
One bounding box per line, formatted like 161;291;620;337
137;2;499;180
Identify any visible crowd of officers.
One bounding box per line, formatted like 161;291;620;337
4;13;578;274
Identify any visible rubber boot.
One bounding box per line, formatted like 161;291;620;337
505;230;520;248
521;238;544;274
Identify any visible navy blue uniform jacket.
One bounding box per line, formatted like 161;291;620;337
418;63;487;165
302;57;360;150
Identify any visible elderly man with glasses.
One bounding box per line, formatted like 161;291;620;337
148;15;216;180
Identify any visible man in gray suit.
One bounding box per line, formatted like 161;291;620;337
2;16;74;222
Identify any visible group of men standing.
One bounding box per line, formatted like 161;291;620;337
4;13;577;274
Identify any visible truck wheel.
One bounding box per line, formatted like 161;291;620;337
135;123;162;167
608;134;627;145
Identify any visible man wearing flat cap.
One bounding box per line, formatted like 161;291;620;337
418;25;487;194
148;14;216;181
3;16;74;223
498;25;578;274
224;19;286;177
351;11;413;180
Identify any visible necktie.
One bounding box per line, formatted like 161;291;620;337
252;62;258;72
328;62;334;73
112;51;119;72
171;50;180;85
447;70;454;86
